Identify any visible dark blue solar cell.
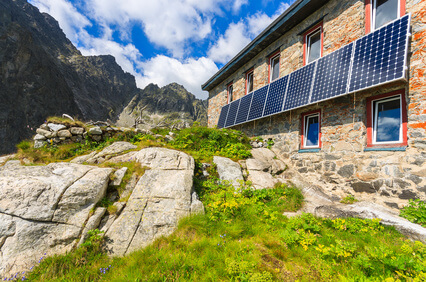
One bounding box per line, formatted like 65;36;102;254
283;62;316;111
349;14;410;92
225;99;240;128
247;85;269;121
311;43;353;103
217;104;230;129
235;92;253;125
263;75;289;117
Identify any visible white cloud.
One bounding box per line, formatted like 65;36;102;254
233;0;248;13
207;21;251;64
207;3;291;64
81;0;248;57
137;55;218;99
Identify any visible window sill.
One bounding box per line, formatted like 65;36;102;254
298;148;321;153
364;146;407;152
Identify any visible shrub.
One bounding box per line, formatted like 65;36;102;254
170;126;251;161
400;199;426;227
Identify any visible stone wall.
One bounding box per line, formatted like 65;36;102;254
33;122;148;149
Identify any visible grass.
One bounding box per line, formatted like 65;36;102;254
340;195;358;204
16;125;252;165
400;199;426;227
46;116;85;128
101;161;149;201
24;182;426;281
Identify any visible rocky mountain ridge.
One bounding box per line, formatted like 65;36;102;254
117;82;207;129
0;0;207;154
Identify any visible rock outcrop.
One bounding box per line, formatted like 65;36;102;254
0;162;113;276
105;148;196;256
213;156;244;187
0;145;203;277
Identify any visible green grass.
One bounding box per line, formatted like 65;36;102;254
340;195;359;204
17;125;251;165
400;199;426;227
46;116;86;128
25;183;426;281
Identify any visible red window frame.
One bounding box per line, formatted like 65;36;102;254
227;82;233;104
303;22;323;66
268;50;280;83
365;0;406;34
300;109;322;150
366;89;407;148
245;69;254;95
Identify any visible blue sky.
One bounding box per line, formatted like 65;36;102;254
29;0;294;99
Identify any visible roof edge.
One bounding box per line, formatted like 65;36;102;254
202;0;312;92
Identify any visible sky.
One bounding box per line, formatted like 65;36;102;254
28;0;294;99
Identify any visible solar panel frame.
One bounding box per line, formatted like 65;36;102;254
262;74;290;118
348;14;410;93
247;84;270;122
234;92;254;126
217;103;230;129
310;43;354;104
282;61;317;112
224;99;241;128
216;14;411;129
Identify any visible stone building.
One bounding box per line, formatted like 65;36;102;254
202;0;426;207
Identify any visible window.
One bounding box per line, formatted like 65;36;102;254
227;82;233;104
246;69;254;95
365;0;405;33
303;23;323;65
269;51;280;83
301;110;321;149
366;90;407;148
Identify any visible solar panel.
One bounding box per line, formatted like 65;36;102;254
311;43;353;103
215;14;410;129
235;92;253;125
225;99;240;128
217;104;230;129
349;14;409;93
247;85;269;121
283;62;316;111
263;75;289;117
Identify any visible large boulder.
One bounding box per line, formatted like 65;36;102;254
213;156;244;187
0;163;113;277
244;148;286;189
106;148;197;256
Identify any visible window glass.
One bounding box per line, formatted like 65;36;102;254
307;29;321;63
227;84;233;103
375;0;398;29
305;114;319;147
374;97;401;143
270;55;280;81
247;71;253;94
